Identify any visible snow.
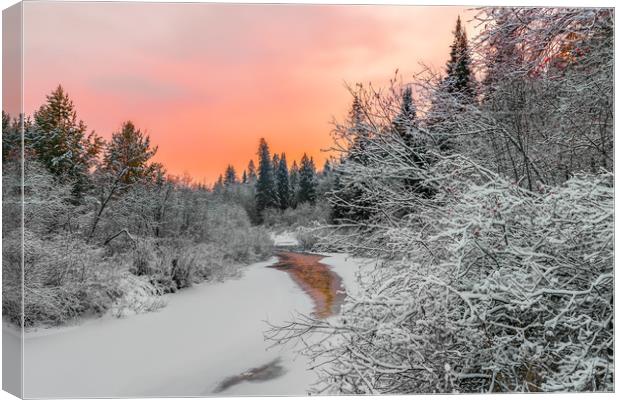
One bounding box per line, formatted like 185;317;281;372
14;252;365;397
270;231;299;247
319;252;373;298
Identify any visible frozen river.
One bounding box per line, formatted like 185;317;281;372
9;241;363;398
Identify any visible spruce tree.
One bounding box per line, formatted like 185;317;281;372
393;86;417;148
347;95;369;165
426;17;476;153
276;153;291;210
289;160;300;208
255;138;278;216
224;164;237;186
241;170;248;184
27;85;103;196
103;121;158;185
298;153;317;204
213;175;224;194
321;159;332;177
330;97;373;222
247;160;257;183
2;111;21;163
272;153;280;175
444;16;475;101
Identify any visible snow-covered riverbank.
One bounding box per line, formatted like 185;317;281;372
9;247;368;397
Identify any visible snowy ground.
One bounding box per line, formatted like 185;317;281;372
10;250;369;398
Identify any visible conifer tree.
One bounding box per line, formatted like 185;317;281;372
2;111;22;163
393;86;417;148
393;86;429;193
223;164;237;186
247;160;258;183
347;95;369;165
272;153;279;166
426;16;476;153
241;170;248;184
103;121;158;185
27;85;103;196
276;153;291;210
298;153;317;204
88;121;157;241
444;16;475;101
289;160;300;208
213;174;224;194
272;153;280;179
330;96;373;222
321;158;332;177
255;138;278;216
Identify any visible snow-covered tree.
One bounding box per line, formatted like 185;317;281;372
88;121;158;242
103;121;158;186
468;7;613;188
26;85;103;197
289;160;300;208
392;86;417;149
276;153;291;210
297;153;317;205
255;138;278;217
272;153;280;177
444;16;475;101
329;92;376;222
223;164;238;186
247;159;258;184
2;111;23;163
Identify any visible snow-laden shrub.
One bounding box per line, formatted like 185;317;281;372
200;203;274;262
2;230;128;327
263;203;331;228
295;227;322;251
129;211;273;294
273;157;613;393
109;273;166;318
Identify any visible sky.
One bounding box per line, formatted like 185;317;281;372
19;2;474;183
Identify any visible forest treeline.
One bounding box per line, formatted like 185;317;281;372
2;78;339;326
208;138;335;226
2;87;288;326
270;10;614;393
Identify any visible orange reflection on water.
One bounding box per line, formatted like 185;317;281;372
270;252;345;319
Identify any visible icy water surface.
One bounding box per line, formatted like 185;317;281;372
270;251;345;318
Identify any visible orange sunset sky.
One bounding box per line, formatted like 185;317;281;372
18;2;474;183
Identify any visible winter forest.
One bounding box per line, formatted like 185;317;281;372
2;6;614;396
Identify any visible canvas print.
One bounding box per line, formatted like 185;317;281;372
1;1;614;398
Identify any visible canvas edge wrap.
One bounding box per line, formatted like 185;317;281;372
2;1;24;399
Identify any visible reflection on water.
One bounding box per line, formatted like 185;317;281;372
213;358;285;393
270;252;345;318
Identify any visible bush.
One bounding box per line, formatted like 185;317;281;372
109;273;166;318
129;218;273;294
295;228;321;251
2;231;129;327
3;159;275;328
200;203;273;262
130;239;194;292
274;158;613;393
